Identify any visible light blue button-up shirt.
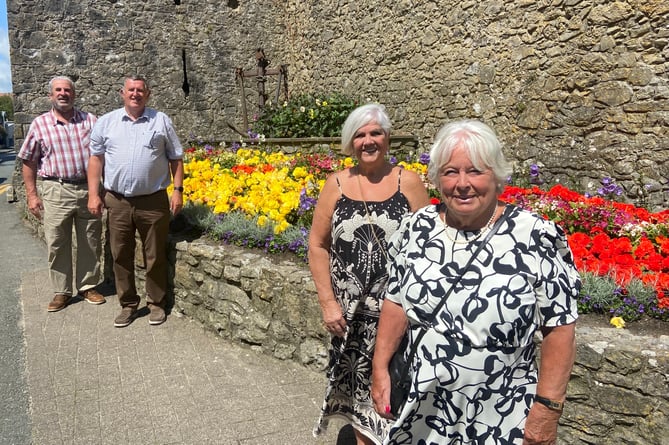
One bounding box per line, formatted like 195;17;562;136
90;107;183;197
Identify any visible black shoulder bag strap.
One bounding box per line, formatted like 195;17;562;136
397;204;511;377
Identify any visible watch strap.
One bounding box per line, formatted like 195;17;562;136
535;395;564;411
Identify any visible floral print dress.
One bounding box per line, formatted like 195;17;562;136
314;172;412;444
383;204;579;445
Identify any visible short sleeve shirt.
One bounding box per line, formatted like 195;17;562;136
90;107;183;197
18;108;97;179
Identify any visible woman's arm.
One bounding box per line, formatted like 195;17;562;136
308;173;347;337
371;299;408;418
523;323;576;445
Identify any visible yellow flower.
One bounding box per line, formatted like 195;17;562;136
293;166;308;179
322;101;328;107
182;147;429;234
610;316;626;329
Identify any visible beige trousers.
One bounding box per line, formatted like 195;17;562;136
40;180;102;296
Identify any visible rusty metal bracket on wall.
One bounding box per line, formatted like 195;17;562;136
235;48;289;131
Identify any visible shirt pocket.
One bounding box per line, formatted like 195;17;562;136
143;130;165;150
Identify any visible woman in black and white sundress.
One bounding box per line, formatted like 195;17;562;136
371;120;579;444
309;103;429;445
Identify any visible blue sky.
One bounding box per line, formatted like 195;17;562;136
0;0;11;93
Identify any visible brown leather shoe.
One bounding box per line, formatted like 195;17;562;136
114;306;137;328
148;305;166;326
80;289;106;305
47;294;71;312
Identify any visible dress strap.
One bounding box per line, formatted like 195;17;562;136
397;168;402;191
335;173;343;196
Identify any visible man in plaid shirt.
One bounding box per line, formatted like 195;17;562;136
18;76;104;312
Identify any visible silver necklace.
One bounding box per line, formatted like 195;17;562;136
441;205;498;245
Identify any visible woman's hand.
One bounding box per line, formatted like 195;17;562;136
320;299;347;337
523;403;561;444
371;366;394;419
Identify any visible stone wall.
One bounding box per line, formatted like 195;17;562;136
7;0;669;209
165;237;669;444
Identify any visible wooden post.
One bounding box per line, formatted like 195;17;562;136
236;49;289;131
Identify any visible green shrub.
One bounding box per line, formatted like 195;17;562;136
252;93;358;138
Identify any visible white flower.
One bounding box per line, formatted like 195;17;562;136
259;134;266;142
300;106;306;113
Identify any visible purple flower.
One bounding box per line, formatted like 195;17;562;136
419;153;430;165
246;129;259;140
529;164;540;177
297;188;317;215
597;177;623;197
528;164;544;185
389;156;398;165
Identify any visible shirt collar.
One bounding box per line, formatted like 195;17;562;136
122;107;150;122
50;108;82;125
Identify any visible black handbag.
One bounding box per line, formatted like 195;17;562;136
388;206;509;417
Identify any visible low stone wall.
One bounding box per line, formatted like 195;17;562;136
170;239;329;369
163;237;669;445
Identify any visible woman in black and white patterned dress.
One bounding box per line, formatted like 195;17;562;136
309;104;429;445
371;120;579;444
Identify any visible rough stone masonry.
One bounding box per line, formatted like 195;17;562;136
6;0;669;209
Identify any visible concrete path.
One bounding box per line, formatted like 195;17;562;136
0;149;352;444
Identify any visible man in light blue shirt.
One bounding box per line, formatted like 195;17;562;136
88;75;184;327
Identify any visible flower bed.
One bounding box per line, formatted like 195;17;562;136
177;146;669;323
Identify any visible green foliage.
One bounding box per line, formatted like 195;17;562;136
0;95;14;120
206;211;273;244
578;272;667;322
252;92;358;138
578;272;618;313
181;204;310;260
180;203;217;229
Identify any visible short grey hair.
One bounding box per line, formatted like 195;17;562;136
48;76;75;94
340;103;392;155
427;119;512;188
123;75;150;91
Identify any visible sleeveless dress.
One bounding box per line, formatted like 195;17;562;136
313;170;412;444
383;204;580;444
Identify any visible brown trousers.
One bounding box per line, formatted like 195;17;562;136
104;190;170;308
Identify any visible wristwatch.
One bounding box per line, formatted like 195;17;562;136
174;186;184;192
534;395;564;411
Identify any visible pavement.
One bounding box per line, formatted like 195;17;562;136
0;149;353;445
